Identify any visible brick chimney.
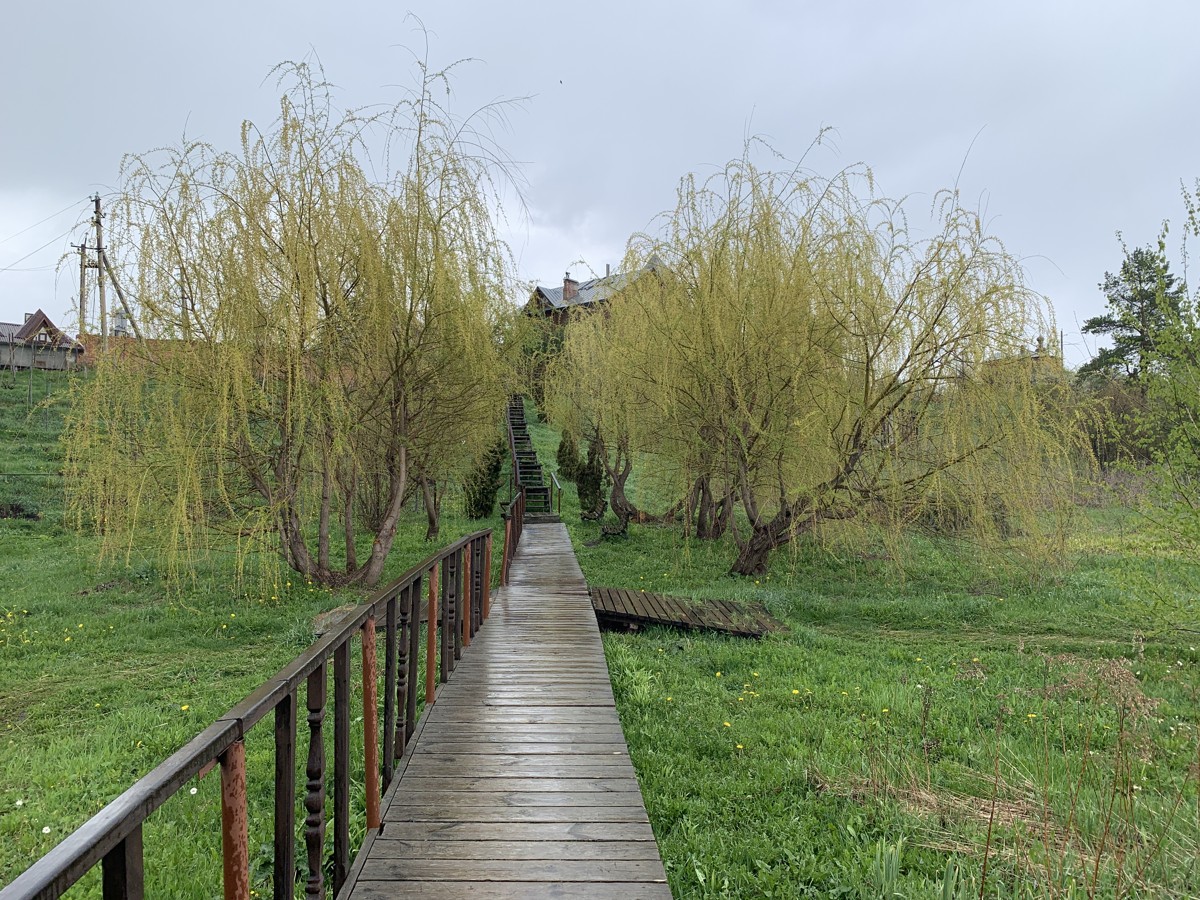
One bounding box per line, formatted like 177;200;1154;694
563;271;579;304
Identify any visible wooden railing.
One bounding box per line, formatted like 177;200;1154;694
550;471;562;516
2;530;494;900
500;490;525;586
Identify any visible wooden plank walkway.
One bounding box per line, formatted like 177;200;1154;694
343;524;671;899
590;586;785;638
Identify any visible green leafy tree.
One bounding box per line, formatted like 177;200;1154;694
549;150;1081;576
463;439;506;520
1079;245;1185;382
555;430;582;482
65;62;515;587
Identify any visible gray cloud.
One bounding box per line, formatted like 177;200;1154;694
2;0;1197;366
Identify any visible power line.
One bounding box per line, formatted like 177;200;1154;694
0;199;85;246
0;226;77;273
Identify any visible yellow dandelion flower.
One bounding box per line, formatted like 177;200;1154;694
180;705;190;711
792;689;800;695
1027;713;1037;719
715;672;721;677
882;708;889;714
752;672;759;677
723;722;731;727
666;697;673;702
736;744;743;749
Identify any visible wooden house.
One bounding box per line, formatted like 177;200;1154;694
0;309;84;371
526;261;661;325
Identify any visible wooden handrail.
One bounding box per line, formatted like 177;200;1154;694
3;529;495;900
500;489;525;587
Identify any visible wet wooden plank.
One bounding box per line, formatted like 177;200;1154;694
367;839;662;860
384;806;651;824
379;821;657;842
351;882;673;899
386;790;648;808
396;776;642;793
358;858;667;882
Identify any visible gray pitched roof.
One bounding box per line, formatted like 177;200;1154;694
533;260;661;312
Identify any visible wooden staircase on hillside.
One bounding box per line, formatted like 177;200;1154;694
508;396;557;521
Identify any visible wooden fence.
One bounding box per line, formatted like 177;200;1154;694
3;529;501;900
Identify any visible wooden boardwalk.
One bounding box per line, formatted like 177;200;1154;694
343;524;671;899
591;586;784;638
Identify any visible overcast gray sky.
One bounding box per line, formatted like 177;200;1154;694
1;0;1197;367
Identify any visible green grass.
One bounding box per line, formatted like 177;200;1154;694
523;406;1200;897
5;390;1199;897
0;378;506;894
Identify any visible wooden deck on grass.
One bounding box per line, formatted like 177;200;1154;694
590;586;784;638
343;524;671;899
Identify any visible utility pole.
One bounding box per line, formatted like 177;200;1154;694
93;195;107;351
76;243;88;336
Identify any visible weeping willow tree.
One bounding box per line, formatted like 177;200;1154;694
65;63;514;586
548;151;1083;575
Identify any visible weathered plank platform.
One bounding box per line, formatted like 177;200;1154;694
343;524;671;899
590;586;784;638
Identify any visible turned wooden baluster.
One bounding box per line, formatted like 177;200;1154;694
451;548;463;663
333;643;351;893
382;595;398;790
406;574;422;739
427;565;439;698
462;549;472;649
394;583;411;761
439;557;451;683
303;663;326;898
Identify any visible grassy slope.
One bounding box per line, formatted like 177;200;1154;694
524;405;1200;898
0;377;505;894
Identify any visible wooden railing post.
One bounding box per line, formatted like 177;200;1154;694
273;692;296;900
425;565;438;704
101;824;143;900
501;516;511;586
439;557;452;682
220;741;249;900
362;615;380;830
